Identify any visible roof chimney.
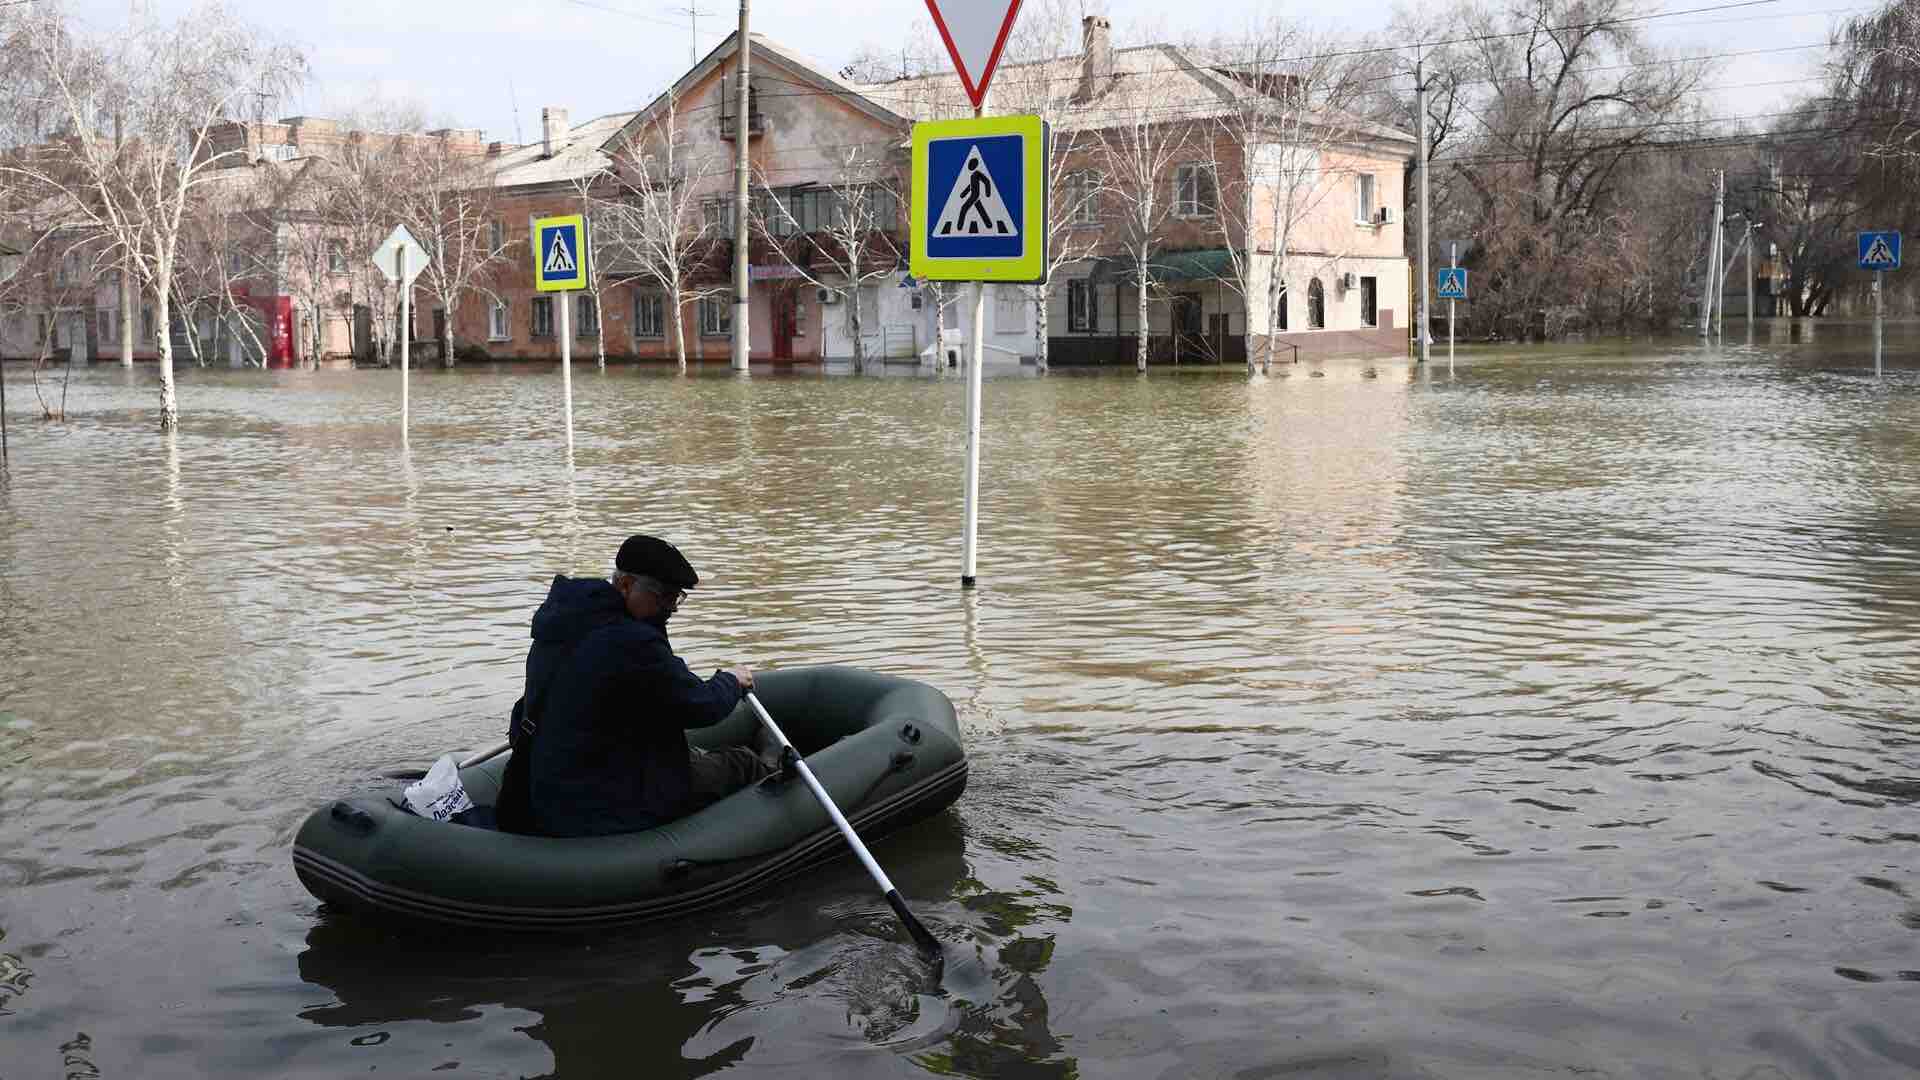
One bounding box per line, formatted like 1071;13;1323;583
1076;16;1113;103
541;107;569;158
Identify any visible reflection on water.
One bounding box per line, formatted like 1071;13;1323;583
1;338;1919;1077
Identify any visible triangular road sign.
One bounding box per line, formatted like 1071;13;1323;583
1863;236;1896;269
544;230;578;275
925;0;1026;111
933;144;1019;238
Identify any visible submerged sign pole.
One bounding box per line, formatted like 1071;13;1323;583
963;101;986;589
1859;230;1901;377
534;213;590;455
1448;243;1457;375
372;224;428;448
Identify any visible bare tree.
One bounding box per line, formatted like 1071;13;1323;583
1;1;305;427
596;93;729;371
388;136;505;367
1196;22;1369;373
755;148;907;372
1095;49;1202;371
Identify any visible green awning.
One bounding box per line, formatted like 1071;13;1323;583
1151;249;1236;282
1090;249;1238;285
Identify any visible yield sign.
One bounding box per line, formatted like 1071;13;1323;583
925;0;1026;111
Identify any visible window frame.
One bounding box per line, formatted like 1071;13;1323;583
698;294;733;337
1066;171;1101;226
1174;163;1218;218
634;291;665;338
1067;279;1097;332
576;294;598;337
1355;174;1377;224
1360;276;1378;327
488;298;511;341
530;296;555;338
1306;278;1325;330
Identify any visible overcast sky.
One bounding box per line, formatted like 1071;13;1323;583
71;0;1871;143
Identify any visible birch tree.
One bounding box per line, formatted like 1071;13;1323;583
2;1;305;427
596;94;729;371
390;136;505;367
755;148;907;373
1198;23;1367;373
1096;50;1201;371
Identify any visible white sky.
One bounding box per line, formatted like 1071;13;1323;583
72;0;1871;143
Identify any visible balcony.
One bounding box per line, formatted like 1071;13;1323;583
718;111;767;140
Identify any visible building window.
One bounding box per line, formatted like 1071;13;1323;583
1068;279;1096;332
489;220;506;252
1306;279;1324;329
634;292;664;338
328;240;347;274
531;296;554;338
489;299;510;340
1355;174;1376;223
1175;164;1217;218
862;186;899;230
698;295;732;336
576;294;598;337
1360;276;1377;327
1066;171;1100;225
1276;283;1288;331
702;200;733;232
97;308;112;342
142;305;155;341
994;288;1023;334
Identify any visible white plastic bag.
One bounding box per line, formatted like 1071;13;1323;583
403;754;474;821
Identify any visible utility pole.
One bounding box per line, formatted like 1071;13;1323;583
1743;220;1755;337
1712;169;1728;336
1416;54;1431;366
730;0;752;371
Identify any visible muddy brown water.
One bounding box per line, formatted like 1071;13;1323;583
2;331;1918;1078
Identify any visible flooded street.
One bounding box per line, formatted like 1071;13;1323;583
2;333;1918;1078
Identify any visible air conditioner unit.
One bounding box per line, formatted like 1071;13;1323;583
817;287;841;305
1340;272;1357;290
1375;206;1395;224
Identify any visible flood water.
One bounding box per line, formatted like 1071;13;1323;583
2;330;1918;1078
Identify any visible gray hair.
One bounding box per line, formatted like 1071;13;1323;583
611;570;668;595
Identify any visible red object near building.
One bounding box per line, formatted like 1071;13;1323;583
229;286;297;366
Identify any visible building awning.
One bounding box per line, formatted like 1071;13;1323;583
1087;249;1237;285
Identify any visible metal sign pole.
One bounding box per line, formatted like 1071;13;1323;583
398;246;410;447
961;99;986;589
1448;242;1457;375
561;292;576;453
1875;269;1884;378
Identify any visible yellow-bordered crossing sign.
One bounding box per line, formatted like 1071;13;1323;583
533;214;589;292
910;114;1049;284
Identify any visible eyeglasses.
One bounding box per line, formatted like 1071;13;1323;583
651;586;686;609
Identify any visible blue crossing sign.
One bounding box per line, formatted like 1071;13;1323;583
1859;231;1901;272
910;114;1049;283
533;214;589;292
1437;267;1468;301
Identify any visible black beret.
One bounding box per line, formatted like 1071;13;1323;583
615;534;699;589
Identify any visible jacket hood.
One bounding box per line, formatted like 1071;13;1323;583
530;575;628;643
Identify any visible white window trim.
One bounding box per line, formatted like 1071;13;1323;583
634;292;665;339
488;299;511;342
1354;174;1378;225
1173;163;1217;219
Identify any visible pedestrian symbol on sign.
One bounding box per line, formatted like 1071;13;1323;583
1859;232;1900;271
544;230;578;275
934;146;1018;238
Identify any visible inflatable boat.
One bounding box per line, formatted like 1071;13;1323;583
292;667;967;931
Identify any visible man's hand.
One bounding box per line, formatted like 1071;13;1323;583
728;667;755;691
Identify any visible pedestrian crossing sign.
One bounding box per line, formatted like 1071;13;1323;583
911;114;1048;283
1437;267;1468;300
533;213;589;292
1858;231;1901;272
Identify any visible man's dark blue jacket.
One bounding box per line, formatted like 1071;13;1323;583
500;575;744;837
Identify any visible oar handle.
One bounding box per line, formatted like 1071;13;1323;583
745;691;940;955
459;741;512;769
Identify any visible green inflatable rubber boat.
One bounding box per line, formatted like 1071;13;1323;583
293;667;967;931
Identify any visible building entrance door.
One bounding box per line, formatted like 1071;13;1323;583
772;288;797;360
67;315;86;365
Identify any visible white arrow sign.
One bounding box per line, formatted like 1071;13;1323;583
925;0;1026;111
372;224;428;286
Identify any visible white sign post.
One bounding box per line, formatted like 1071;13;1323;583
373;225;429;445
925;0;1027;589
